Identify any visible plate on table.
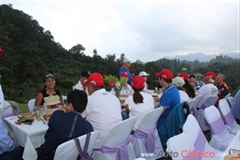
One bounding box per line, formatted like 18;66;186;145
18;112;34;118
15;115;35;125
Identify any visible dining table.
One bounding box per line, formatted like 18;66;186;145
3;115;48;160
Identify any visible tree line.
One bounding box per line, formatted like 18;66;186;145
0;4;239;103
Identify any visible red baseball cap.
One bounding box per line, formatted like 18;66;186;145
155;69;173;81
179;72;189;81
84;72;104;87
202;71;216;80
120;72;128;77
131;76;145;89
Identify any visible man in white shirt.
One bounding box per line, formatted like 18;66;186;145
197;71;218;108
84;72;122;148
72;70;91;92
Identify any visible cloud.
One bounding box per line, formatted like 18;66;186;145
1;1;239;62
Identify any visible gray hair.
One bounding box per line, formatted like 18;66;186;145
217;73;225;80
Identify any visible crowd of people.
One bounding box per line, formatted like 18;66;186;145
1;56;239;160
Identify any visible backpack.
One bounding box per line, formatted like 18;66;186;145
74;133;94;160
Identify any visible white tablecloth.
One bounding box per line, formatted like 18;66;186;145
219;130;240;160
3;116;48;160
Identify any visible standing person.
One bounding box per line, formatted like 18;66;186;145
72;70;91;93
84;72;122;148
188;74;205;91
139;71;150;93
215;73;229;106
155;69;180;127
179;72;196;98
35;74;63;106
125;76;154;130
197;71;218;108
118;57;133;85
37;90;93;160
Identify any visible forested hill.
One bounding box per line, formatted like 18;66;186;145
0;4;239;103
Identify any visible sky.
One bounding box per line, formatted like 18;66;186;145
0;0;239;62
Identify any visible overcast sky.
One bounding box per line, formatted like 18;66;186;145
1;0;239;62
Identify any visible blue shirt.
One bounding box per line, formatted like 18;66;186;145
157;85;180;127
231;90;240;119
118;66;133;85
0;118;15;155
37;110;93;159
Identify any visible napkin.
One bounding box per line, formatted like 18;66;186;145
16;115;34;125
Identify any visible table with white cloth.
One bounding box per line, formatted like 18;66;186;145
219;130;240;160
3;116;48;160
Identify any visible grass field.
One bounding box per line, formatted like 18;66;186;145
19;103;29;113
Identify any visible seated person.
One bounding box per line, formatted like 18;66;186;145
231;89;240;124
35;74;63;106
138;71;150;93
215;73;229;106
188;74;205;91
84;72;122;148
155;69;180;127
125;76;154;130
0;118;24;160
172;76;190;102
110;72;133;97
37;90;93;160
179;72;196;98
72;70;91;93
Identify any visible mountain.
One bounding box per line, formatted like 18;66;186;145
164;52;239;62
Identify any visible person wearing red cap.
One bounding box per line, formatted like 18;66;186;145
118;57;133;85
179;72;196;98
110;72;133;97
196;71;218;108
124;76;154;130
83;72;122;148
155;69;180;127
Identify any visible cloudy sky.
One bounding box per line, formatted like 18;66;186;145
1;0;239;62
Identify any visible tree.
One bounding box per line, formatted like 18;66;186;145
69;44;85;55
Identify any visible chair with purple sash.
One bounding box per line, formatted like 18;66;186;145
196;95;218;131
218;99;239;135
166;115;222;160
204;105;234;151
131;107;163;159
187;95;202;118
53;131;98;160
93;117;137;160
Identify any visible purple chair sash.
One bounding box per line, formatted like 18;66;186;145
100;137;131;160
200;104;207;110
191;107;198;119
183;130;206;160
209;118;225;135
133;127;156;153
224;112;235;125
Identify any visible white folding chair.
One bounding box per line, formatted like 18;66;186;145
54;131;98;160
93;117;137;160
187;95;202;117
0;101;14;118
204;105;234;151
166;115;222;160
131;107;163;159
218;99;240;135
196;95;218;131
27;99;35;112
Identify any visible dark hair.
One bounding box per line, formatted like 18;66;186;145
183;80;196;98
133;88;143;104
189;74;196;79
67;90;88;113
164;79;172;84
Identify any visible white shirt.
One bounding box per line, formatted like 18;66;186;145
142;82;151;94
126;91;154;130
72;81;89;95
179;90;190;102
85;88;122;148
197;83;218;108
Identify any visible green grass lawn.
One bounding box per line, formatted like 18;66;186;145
19;103;29;113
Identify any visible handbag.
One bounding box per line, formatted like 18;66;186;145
73;133;93;160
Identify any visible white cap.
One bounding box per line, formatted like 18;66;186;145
172;76;185;87
139;71;150;77
123;58;131;63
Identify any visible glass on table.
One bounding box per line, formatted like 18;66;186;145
34;106;40;121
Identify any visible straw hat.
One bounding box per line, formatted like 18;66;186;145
44;95;60;106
